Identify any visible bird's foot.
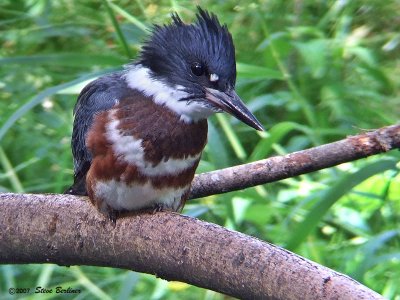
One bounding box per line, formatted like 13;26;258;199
100;204;120;226
152;203;165;214
108;209;120;225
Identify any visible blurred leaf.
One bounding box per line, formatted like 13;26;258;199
117;272;139;300
0;70;111;142
237;63;284;80
106;1;148;32
294;39;328;79
246;94;287;113
0;53;125;67
347;46;376;66
58;79;95;94
206;121;229;168
244;203;271;226
151;279;168;300
286;159;398;250
351;230;400;280
71;266;112;300
215;114;247;160
1;265;16;291
35;265;55;290
102;0;133;59
232;196;252;225
184;205;209;218
168;281;190;292
359;63;394;93
333;206;370;235
0;146;24;192
288;26;324;39
249;121;307;161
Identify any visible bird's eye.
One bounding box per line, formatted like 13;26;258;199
191;62;205;76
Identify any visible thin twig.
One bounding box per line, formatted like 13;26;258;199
190;124;400;199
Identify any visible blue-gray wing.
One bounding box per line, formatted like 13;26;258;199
66;71;129;195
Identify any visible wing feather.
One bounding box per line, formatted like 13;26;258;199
66;71;129;195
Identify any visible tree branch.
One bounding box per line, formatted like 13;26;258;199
190;124;400;199
0;193;383;299
1;125;398;298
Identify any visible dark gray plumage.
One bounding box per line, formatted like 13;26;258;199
67;72;130;195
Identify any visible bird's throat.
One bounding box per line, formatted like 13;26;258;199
124;65;216;123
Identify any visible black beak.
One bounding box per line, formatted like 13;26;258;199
205;88;264;131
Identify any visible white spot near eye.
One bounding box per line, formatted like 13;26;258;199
210;73;219;82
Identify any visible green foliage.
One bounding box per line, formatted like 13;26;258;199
1;0;399;298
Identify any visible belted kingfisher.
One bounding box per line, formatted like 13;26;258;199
66;7;264;220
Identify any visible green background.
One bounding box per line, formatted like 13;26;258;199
1;0;399;299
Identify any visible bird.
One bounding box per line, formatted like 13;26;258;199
66;7;264;221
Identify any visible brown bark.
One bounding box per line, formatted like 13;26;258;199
1;125;398;298
190;124;400;199
0;193;382;300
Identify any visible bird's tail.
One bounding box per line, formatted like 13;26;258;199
64;175;88;196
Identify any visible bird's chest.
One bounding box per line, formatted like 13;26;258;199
104;97;208;169
85;96;208;211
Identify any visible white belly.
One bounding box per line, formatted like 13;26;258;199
94;179;188;211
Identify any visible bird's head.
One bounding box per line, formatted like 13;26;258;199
129;7;263;131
